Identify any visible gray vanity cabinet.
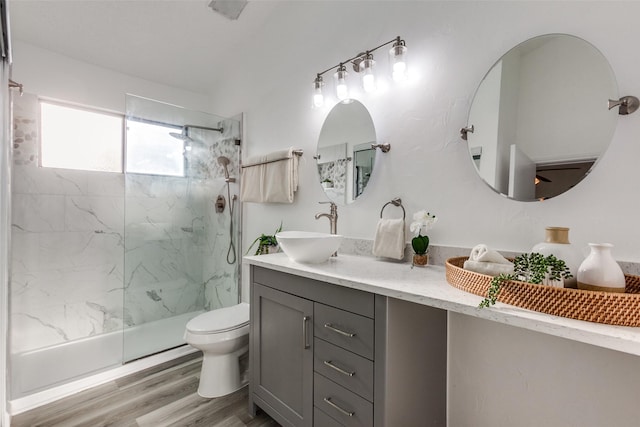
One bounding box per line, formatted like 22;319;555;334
249;265;447;427
251;283;314;426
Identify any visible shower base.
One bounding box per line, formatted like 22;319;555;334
10;310;202;412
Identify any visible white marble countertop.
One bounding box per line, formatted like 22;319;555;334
245;252;640;357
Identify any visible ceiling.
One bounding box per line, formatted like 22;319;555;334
8;0;283;95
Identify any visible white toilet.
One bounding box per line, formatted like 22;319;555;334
184;302;250;398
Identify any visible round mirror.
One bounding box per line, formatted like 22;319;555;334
465;34;618;201
317;100;377;205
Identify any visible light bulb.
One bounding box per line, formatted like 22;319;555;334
313;75;324;108
334;65;349;101
390;39;408;82
313;91;324;108
361;54;376;93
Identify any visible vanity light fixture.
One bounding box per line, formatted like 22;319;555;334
361;53;376;93
390;38;408;82
334;65;350;102
312;36;408;106
313;75;325;108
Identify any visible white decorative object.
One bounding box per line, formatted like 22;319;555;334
276;231;343;264
531;227;582;288
577;243;625;293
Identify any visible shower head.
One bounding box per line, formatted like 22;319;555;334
217;156;235;183
169;124;223;142
169;132;194;142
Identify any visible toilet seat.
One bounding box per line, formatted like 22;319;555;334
186;302;249;335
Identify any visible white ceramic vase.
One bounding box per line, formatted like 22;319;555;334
577;243;625;293
531;227;582;288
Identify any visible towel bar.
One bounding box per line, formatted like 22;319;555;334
241;149;303;168
380;197;405;219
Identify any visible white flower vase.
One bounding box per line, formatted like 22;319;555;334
531;227;582;288
577;243;625;293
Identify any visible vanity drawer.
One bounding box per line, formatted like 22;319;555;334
314;303;374;360
314;338;373;402
314;373;373;427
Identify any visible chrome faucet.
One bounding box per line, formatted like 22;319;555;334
315;201;338;235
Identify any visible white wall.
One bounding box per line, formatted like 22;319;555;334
207;2;640;425
12;40;211;114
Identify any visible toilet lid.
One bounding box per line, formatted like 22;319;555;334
186;302;250;334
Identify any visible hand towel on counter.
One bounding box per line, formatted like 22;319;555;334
464;244;514;276
240;147;299;203
469;244;511;264
372;218;405;260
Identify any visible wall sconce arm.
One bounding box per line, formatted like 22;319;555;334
608;96;639;115
460;125;474;141
371;143;391;153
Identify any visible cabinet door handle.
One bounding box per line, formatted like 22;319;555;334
323;360;355;377
324;323;356;338
323;397;354;417
303;316;310;349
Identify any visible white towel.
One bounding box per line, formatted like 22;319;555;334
240;147;299;203
372;218;405;260
469;244;512;264
463;260;514;276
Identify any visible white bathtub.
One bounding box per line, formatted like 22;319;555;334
10;310;203;401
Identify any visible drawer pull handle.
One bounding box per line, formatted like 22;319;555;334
323;397;354;417
323;360;355;377
303;316;310;349
324;323;356;338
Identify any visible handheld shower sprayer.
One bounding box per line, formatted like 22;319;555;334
217;156;235;183
216;155;237;265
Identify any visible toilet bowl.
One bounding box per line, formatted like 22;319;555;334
184;302;250;398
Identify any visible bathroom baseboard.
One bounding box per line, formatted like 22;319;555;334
9;345;199;415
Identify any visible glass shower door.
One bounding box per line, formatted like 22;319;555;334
123;95;241;362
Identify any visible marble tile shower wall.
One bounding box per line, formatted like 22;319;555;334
10;94;239;354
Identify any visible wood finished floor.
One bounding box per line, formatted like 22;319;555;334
11;352;280;427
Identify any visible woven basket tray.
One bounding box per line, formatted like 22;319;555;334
445;257;640;327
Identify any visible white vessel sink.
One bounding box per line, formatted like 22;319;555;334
276;231;343;264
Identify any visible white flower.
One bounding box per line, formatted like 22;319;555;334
410;210;437;236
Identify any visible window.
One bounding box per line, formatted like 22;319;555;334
125;119;185;177
40;101;123;173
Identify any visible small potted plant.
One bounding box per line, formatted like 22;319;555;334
409;210;437;267
479;252;572;308
246;223;283;255
321;178;334;189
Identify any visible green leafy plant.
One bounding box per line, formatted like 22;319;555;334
412;235;430;255
246;222;283;256
478;253;572;308
410;210;437;255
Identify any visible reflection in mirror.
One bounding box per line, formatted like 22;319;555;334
465;34;618;201
317;100;376;205
353;143;375;198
